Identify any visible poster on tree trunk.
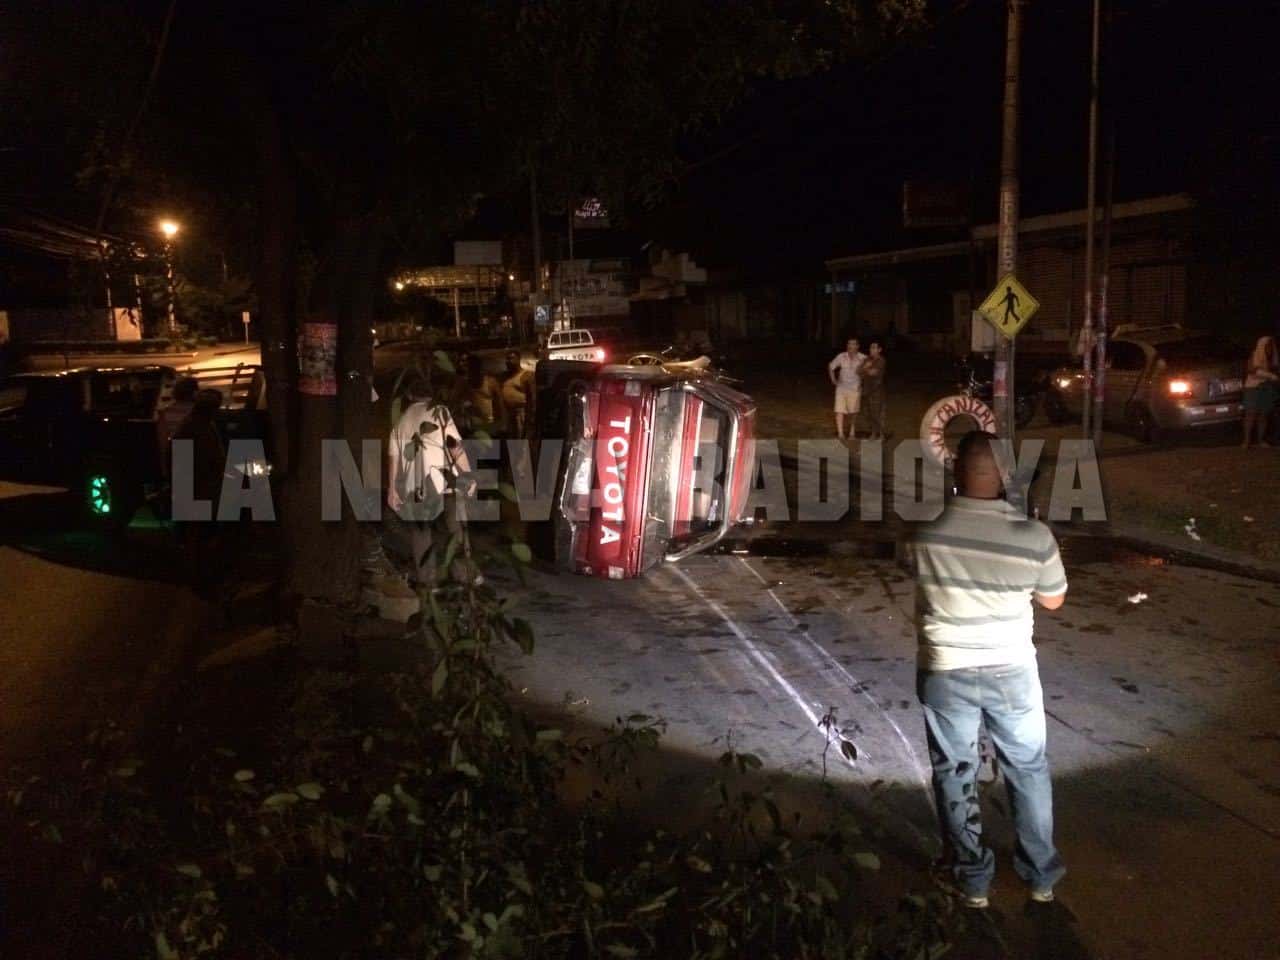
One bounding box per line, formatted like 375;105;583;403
298;322;338;396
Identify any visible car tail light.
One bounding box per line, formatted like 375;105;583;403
1167;379;1191;396
595;348;606;361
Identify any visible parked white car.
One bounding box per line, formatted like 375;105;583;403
542;328;607;363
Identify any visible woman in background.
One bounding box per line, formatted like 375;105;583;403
861;339;888;440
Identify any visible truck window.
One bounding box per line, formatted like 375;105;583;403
90;373;161;419
641;387;733;567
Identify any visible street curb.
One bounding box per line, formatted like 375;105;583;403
719;522;1280;585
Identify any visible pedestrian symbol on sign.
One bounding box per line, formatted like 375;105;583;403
978;273;1039;339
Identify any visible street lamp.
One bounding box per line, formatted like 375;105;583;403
158;219;180;334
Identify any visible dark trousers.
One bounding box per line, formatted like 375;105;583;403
406;492;471;587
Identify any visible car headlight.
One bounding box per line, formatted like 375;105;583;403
1055;376;1073;389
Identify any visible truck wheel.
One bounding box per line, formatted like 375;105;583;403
81;457;141;531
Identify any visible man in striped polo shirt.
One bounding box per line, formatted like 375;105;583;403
910;431;1068;909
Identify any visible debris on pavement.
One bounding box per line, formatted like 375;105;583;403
1184;518;1202;541
1127;592;1149;604
1243;515;1255;523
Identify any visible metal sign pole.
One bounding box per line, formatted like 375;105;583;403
994;0;1023;441
1081;0;1101;438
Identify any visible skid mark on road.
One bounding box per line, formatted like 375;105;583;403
669;565;857;771
737;558;934;803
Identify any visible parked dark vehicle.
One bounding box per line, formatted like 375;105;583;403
1044;327;1244;442
957;353;1054;430
0;363;268;529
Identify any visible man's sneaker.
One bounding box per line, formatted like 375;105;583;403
1029;889;1055;904
963;894;990;909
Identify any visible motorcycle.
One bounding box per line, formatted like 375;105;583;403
957;354;1040;430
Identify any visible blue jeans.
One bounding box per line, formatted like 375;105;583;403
918;662;1065;897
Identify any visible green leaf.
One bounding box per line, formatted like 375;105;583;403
112;766;136;778
361;735;374;754
261;792;299;811
499;482;519;503
393;782;422;817
326;874;339;898
605;945;639;958
853;851;881;871
175;863;203;879
685;855;713;874
535;728;564;742
482;912;499;932
424;864;442;882
633;886;679;914
296;782;324;801
431;659;449;697
233;769;255;782
442;532;461;574
433;350;455;374
511;542;533;564
154;930;178;960
815;874;839;901
583;880;605;900
454;761;481;779
369;793;393;818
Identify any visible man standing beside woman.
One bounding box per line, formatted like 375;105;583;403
828;336;888;440
828;337;866;441
1242;334;1278;448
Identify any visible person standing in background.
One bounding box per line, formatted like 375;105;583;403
861;340;887;440
501;350;534;438
1242;335;1278;448
157;376;198;478
827;337;866;440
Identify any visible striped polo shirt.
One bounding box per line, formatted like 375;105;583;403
910;496;1068;671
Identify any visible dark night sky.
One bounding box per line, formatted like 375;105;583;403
648;0;1280;277
2;0;1277;279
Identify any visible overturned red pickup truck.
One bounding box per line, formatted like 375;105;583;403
529;359;756;579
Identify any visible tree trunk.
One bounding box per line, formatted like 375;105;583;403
282;199;381;604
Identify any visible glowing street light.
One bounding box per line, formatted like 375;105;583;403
158;219;181;333
394;280;405;291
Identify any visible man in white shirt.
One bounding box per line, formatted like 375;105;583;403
909;431;1067;910
827;337;867;439
386;375;475;587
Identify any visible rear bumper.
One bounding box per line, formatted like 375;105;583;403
1157;399;1243;428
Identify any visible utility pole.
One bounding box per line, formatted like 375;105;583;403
529;156;542;345
1081;0;1101;437
994;0;1023;439
1093;127;1116;449
164;237;177;334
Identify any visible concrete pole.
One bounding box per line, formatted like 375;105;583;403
164;239;177;334
1081;0;1101;437
1093;128;1116;449
994;0;1023;440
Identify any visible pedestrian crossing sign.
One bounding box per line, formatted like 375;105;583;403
978;273;1039;339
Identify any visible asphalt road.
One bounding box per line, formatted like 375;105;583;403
0;480;204;769
498;544;1280;960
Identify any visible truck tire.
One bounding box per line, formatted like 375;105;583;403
81;456;141;532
